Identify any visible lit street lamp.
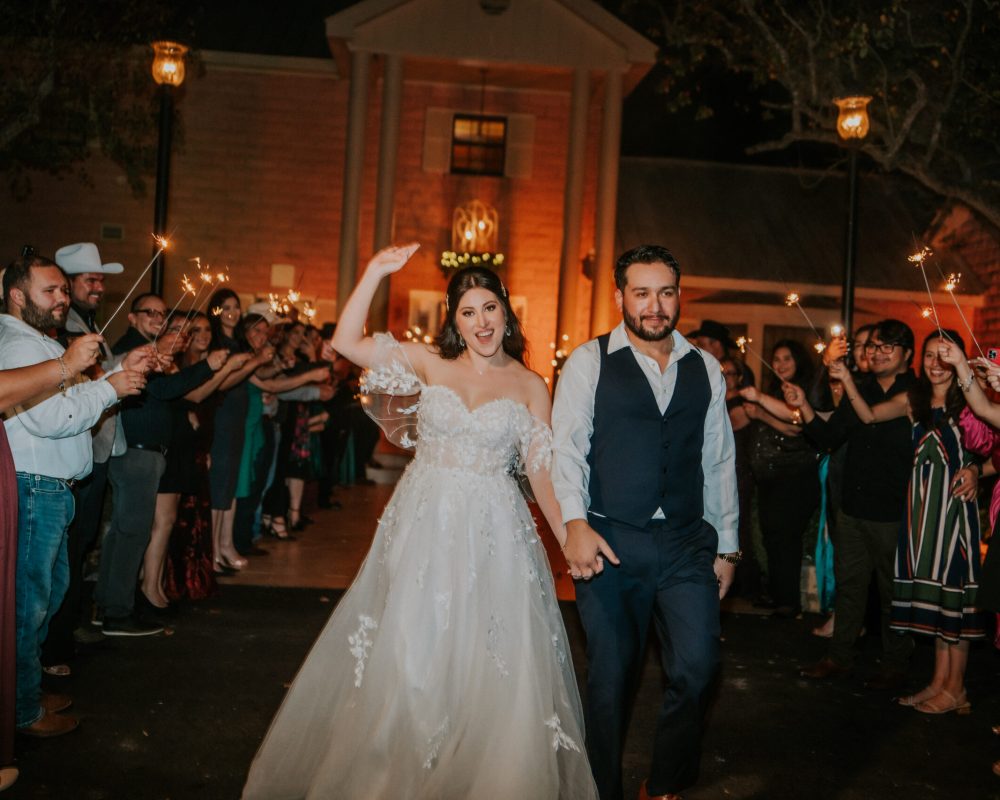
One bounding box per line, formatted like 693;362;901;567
833;94;871;337
150;40;188;295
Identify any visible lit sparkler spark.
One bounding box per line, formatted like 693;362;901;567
181;275;196;294
152;234;170;250
736;336;749;353
287;289;300;303
200;271;214;284
735;336;782;380
814;342;827;354
944;273;961;292
98;234;169;335
784;292;800;307
907;246;932;265
940;271;984;358
211;306;223;317
921;307;933;319
216;272;227;283
830;324;845;337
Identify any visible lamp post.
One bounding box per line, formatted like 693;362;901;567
833;94;871;337
150;41;188;295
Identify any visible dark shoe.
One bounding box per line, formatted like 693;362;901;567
264;522;296;541
639;780;682;800
17;710;79;738
102;615;164;637
90;606;104;627
41;692;72;714
864;670;907;692
800;657;851;680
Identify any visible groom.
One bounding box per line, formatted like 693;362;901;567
552;244;739;800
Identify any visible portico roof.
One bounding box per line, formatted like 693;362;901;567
325;0;657;91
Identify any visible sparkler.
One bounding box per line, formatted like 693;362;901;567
784;291;824;347
908;244;944;338
98;234;170;335
941;272;986;358
152;274;196;347
735;336;783;380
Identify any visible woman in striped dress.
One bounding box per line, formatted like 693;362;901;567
831;329;984;715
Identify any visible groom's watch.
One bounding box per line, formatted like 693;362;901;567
717;551;742;565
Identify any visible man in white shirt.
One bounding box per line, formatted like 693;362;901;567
0;254;142;738
551;245;739;800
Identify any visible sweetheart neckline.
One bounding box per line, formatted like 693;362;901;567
423;384;527;416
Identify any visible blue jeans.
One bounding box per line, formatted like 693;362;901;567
15;473;75;727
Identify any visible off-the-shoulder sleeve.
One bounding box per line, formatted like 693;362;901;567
518;416;553;477
359;333;422;450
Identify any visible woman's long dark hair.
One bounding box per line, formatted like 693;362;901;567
208;288;242;350
433;267;527;364
765;338;815;398
909;329;966;430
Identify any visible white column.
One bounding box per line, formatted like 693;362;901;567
370;53;404;331
589;68;623;336
555;68;590;345
336;49;372;314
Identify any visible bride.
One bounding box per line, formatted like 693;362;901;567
242;245;599;799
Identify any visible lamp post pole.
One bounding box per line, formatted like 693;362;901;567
842;145;860;337
151;84;174;295
149;41;188;295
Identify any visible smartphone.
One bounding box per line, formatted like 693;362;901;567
988;348;1000;365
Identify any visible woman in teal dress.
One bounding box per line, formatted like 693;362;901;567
834;329;984;715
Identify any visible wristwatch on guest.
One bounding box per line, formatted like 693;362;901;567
717;551;743;565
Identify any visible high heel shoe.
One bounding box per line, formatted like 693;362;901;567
897;686;941;707
265;521;296;541
914;689;971;715
215;554;247;571
289;507;310;532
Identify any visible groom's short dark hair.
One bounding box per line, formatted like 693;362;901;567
614;245;681;290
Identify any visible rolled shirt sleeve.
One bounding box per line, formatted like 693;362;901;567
700;355;739;553
550;342;599;525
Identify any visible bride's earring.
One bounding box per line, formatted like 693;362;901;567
504;323;511;337
459;337;466;349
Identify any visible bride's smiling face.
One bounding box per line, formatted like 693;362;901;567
455;287;506;357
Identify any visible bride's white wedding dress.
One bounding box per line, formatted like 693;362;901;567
243;335;597;799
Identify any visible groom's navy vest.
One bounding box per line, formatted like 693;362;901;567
586;333;711;530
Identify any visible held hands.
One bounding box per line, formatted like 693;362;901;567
365;242;421;280
63;333;104;375
108;369;146;398
970;357;1000;392
562;519;620;581
936;339;966;368
254;345;276;366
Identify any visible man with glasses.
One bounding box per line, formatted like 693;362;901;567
783;319;916;690
94;294;223;636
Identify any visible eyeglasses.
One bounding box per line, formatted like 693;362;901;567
135;309;166;320
863;342;899;355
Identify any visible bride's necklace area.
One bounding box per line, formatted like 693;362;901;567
465;350;507;377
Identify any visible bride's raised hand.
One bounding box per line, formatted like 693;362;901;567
366;243;420;280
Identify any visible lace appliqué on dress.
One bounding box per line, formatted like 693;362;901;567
423;716;451;770
509;416;554;503
348;615;378;688
544;714;582;753
360;332;421;450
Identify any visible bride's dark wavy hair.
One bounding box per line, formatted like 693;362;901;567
434;266;526;364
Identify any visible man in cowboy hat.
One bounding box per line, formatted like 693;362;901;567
42;244;130;664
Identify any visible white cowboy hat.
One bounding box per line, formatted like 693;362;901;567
54;242;124;275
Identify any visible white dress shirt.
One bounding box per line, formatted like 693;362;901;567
551;322;739;553
0;314;120;481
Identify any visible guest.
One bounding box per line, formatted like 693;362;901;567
740;340;820;617
0;254;144;736
0;330;105;786
207;289;273;571
784;319;917;690
96;296;227;636
836;331;984;713
691;318;755;387
41;242;127;676
144;312;250;608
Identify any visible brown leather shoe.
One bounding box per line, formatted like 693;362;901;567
41;692;72;714
800;657;851;679
17;710;79;738
639;780;682;800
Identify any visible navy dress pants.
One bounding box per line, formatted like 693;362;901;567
574;514;721;800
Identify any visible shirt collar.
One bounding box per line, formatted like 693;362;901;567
607;321;692;361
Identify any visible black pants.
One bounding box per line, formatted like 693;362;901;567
756;469;819;610
574;515;720;800
41;458;109;664
234;423;276;553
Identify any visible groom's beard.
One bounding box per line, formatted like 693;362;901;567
622;306;674;342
